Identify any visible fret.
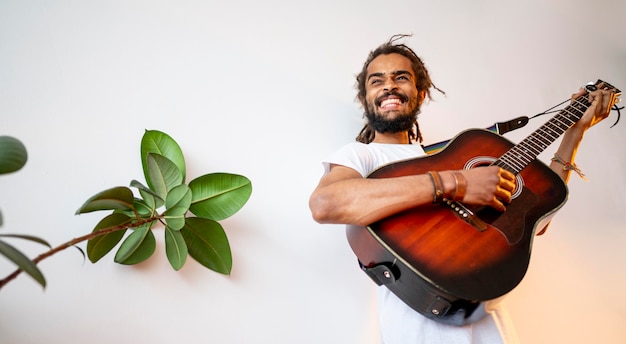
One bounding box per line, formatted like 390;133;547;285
490;80;620;175
493;80;612;174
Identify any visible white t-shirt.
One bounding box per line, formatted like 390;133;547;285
323;141;520;344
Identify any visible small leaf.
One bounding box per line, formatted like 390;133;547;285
132;198;155;217
189;173;252;221
165;226;188;271
141;130;186;189
0;136;28;174
87;213;131;263
114;222;156;265
76;187;135;214
0;239;46;288
165;184;192;231
180;217;232;275
130;179;164;209
146;153;183;201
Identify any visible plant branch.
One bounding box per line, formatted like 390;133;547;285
0;216;160;290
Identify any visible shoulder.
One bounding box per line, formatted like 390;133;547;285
323;142;426;176
323;142;372;177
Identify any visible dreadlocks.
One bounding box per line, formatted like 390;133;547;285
355;34;444;144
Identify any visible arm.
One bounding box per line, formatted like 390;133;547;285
550;86;615;182
538;86;615;235
309;163;516;226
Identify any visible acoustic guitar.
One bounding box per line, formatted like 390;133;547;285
346;80;621;325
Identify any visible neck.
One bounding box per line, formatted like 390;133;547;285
372;131;410;144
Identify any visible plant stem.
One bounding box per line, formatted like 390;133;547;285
0;217;158;290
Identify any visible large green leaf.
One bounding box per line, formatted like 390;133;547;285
146;153;183;201
141;130;186;189
180;217;232;275
114;222;156;265
0;136;28;174
165;184;192;231
76;187;135;214
188;173;252;221
165;226;188;271
0;239;46;288
86;213;131;263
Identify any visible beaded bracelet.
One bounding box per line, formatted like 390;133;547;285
551;154;587;180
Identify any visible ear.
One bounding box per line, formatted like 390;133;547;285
417;90;426;105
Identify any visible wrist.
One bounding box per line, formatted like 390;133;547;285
564;125;586;142
429;171;466;203
440;171;455;199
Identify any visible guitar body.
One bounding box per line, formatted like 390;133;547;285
346;128;569;325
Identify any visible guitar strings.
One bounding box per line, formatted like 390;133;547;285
529;98;622;128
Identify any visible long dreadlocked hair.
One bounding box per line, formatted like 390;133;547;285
355;34;444;144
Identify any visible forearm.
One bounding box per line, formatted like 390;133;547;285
550;127;586;183
309;174;435;226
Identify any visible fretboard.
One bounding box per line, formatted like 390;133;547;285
494;94;591;174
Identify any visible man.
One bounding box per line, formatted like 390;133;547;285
308;35;615;343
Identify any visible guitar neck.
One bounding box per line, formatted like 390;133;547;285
495;80;619;174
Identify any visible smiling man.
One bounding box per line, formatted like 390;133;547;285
308;34;614;344
361;54;421;139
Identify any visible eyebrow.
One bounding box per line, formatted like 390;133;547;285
367;70;413;82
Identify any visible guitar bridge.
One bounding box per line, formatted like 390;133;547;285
443;200;488;232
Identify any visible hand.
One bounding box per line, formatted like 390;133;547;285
570;83;616;132
453;166;516;212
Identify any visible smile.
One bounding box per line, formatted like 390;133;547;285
380;98;402;109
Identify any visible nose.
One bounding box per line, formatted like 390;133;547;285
383;78;398;92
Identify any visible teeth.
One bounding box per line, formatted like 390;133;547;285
381;98;401;107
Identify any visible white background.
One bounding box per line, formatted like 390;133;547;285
1;1;625;343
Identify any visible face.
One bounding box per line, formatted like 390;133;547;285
362;53;422;134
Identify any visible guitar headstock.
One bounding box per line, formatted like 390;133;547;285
585;79;622;114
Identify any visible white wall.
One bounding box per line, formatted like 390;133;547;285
1;1;624;343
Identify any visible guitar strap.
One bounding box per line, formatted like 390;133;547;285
422;116;529;155
423;88;624;155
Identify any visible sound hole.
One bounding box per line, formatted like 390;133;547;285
463;156;524;200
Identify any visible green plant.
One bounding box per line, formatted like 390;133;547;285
0;135;49;286
0;130;252;289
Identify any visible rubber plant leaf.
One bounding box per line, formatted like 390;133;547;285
75;186;135;214
0;233;51;248
180;217;232;275
131;198;155;217
141;130;186;189
130;179;164;209
86;213;132;263
146;153;183;202
111;198;154;219
165;184;192;231
188;173;252;221
0;240;46;288
165;226;188;271
0;136;28;174
114;222;156;265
